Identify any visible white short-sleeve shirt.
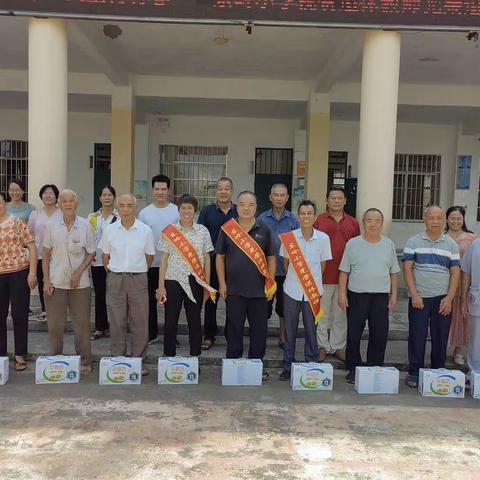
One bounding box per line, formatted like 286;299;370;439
280;228;332;301
99;219;155;273
43;216;96;290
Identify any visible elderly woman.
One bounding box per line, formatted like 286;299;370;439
87;185;118;340
28;184;62;321
7;179;35;222
157;194;214;357
43;189;96;375
0;192;38;371
338;208;400;384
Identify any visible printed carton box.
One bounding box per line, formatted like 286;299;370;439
290;362;333;391
99;357;142;385
470;371;480;399
355;366;399;394
221;359;263;386
158;356;199;385
418;368;465;398
0;357;9;385
35;356;80;384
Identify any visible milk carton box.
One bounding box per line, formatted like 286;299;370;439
221;359;263;386
470;371;480;399
0;357;9;385
35;356;80;384
99;357;142;385
158;357;199;385
418;368;465;398
355;366;399;394
291;362;333;391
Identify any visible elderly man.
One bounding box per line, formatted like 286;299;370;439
403;205;460;388
99;193;155;376
198;177;237;349
43;189;96;376
258;183;299;348
216;191;277;370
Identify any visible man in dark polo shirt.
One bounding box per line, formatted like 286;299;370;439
216;191;277;364
198;177;237;349
313;186;360;362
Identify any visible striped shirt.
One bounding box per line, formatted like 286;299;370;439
402;232;460;298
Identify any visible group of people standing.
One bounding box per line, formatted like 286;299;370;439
0;175;477;385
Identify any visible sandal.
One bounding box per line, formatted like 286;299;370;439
14;357;27;372
80;365;92;376
405;375;418;388
142;367;150;377
201;338;215;350
91;330;106;340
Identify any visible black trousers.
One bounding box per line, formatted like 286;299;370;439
267;275;285;319
203;254;220;340
147;267;159;341
164;276;203;357
91;266;109;332
345;291;389;373
226;295;268;359
36;259;46;312
0;269;29;356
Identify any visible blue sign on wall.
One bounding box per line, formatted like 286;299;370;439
456;155;472;190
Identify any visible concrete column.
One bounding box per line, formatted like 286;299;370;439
28;18;68;204
305;93;330;207
111;86;135;195
357;30;401;233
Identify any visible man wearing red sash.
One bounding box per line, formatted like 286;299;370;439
216;191;277;371
278;200;332;381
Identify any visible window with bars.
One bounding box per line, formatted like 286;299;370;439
477;177;480;221
393;154;441;221
159;145;227;210
0;140;29;199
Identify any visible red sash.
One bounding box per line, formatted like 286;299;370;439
162;224;216;302
279;231;324;323
221;218;276;299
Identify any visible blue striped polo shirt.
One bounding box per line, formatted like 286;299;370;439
402;232;460;298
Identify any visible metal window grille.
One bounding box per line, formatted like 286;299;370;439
0;140;29;200
159;145;227;210
255;148;292;174
393;154;441;221
477;176;480;222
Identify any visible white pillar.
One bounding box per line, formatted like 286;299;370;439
28;18;68;204
357;31;401;233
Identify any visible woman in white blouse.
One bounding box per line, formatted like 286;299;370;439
157;194;214;357
28;184;62;320
87;185;118;340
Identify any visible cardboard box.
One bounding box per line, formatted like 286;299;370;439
418;369;465;398
158;357;198;385
35;356;80;384
221;359;263;386
99;357;142;385
290;362;333;391
355;366;399;394
0;357;9;385
470;371;480;399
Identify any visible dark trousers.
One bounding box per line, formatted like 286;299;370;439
0;269;29;356
346;291;389;373
91;266;109;332
283;292;320;370
408;295;452;377
204;254;220;340
268;275;285;319
36;259;46;312
164;276;203;357
147;267;159;341
226;295;268;359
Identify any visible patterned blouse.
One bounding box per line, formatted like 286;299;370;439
0;215;34;274
159;222;214;302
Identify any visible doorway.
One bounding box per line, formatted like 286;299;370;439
254;147;293;214
93;143;111;212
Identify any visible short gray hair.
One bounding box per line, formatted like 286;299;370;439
58;189;78;203
270;183;288;194
117;192;137;206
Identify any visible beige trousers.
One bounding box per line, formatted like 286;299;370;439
106;272;149;358
316;284;347;353
45;287;92;366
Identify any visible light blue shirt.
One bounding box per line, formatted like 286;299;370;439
279;228;332;301
7;202;35;222
258;208;299;276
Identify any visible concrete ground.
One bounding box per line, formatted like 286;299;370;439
0;367;479;480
